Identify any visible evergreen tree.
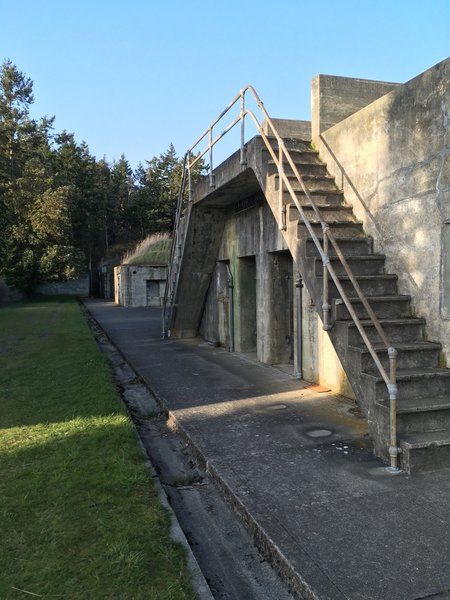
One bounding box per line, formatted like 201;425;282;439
0;60;206;296
144;143;184;232
110;155;135;243
0;63;85;294
0;59;34;186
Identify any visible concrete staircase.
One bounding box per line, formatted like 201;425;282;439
260;136;450;473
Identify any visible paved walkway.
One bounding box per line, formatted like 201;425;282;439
85;300;450;600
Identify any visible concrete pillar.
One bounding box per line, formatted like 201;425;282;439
234;256;257;353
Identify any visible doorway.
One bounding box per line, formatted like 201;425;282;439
235;256;257;352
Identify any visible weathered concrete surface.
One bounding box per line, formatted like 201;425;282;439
88;309;293;600
314;57;450;363
189;131;351;393
37;273;89;297
301;284;355;399
84;301;450;600
262;118;311;140
311;74;400;138
114;265;166;307
170;205;226;338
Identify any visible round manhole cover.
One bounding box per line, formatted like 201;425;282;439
267;404;287;410
306;428;333;438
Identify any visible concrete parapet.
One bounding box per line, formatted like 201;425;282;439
262;118;311;140
311;74;400;138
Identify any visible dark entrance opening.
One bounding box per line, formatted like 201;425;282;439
236;256;257;352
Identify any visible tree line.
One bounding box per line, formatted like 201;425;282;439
0;59;199;295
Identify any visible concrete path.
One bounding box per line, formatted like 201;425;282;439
84;300;450;600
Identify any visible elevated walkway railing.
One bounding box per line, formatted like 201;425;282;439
163;85;401;471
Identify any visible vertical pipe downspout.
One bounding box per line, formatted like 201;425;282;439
162;303;166;339
387;346;401;473
226;264;235;353
287;271;293;360
295;272;303;380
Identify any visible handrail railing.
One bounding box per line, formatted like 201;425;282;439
163;85;401;471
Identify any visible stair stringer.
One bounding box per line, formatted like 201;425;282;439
170;203;227;338
247;137;408;464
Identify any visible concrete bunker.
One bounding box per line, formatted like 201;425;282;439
114;265;167;308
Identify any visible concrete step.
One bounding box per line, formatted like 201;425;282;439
399;429;450;472
298;220;364;240
324;274;398;298
289;203;356;223
365;368;450;401
377;395;450;435
306;237;373;257
264;148;322;161
333;295;411;320
281;189;345;206
267;159;328;177
314;255;386;276
275;173;338;192
350;341;441;372
337;318;426;346
264;137;312;153
263;147;320;163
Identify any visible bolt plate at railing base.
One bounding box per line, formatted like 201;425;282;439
384;466;402;475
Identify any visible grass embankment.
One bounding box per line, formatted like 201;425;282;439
0;298;195;600
122;233;171;266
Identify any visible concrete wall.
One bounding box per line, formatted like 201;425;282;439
301;285;355;399
37;274;89;297
314;57;450;363
199;262;230;348
311;74;400;138
262;118;311;140
214;199;292;363
114;265;167;307
200;195;351;396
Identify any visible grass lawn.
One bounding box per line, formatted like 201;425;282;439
0;297;196;600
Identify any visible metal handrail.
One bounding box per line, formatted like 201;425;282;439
163;85;400;471
162;153;189;338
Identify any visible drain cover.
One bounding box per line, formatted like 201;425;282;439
306;428;333;438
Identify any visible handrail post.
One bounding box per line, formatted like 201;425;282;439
187;153;192;204
279;145;286;231
209;127;215;188
322;225;331;331
240;92;247;167
295;272;303;380
387;346;401;472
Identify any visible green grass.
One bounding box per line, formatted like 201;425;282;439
0;297;195;600
123;234;171;266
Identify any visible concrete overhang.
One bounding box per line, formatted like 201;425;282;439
191;137;263;208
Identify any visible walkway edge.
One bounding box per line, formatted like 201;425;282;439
136;438;214;600
166;413;322;600
83;302;214;600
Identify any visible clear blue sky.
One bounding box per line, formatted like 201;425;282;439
1;0;449;169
